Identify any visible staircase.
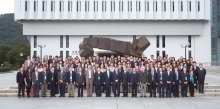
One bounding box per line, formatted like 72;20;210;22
0;83;220;97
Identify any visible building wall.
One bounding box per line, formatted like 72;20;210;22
15;0;209;21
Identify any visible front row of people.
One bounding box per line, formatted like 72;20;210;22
16;64;206;98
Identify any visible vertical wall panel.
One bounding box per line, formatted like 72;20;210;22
46;0;51;19
130;0;136;19
63;0;68;19
97;0;102;19
88;0;94;19
156;0;162;19
29;0;34;19
190;0;196;19
164;0;170;19
172;0;178;19
38;0;43;19
81;0;85;19
181;0;187;19
105;0;111;19
72;0;77;19
122;0;128;19
54;0;59;19
139;0;145;19
114;0;120;19
198;0;204;19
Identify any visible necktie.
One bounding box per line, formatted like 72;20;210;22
61;72;63;79
107;72;109;78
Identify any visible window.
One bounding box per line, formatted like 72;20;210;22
188;35;191;48
25;1;27;11
128;1;129;11
130;1;132;11
66;35;69;48
88;1;90;11
43;1;45;11
181;1;183;11
77;1;79;11
114;1;115;11
162;51;166;58
97;1;98;11
156;51;160;58
122;1;123;11
189;1;191;11
66;51;69;58
133;35;136;41
188;50;192;59
34;51;37;58
102;1;104;11
198;1;200;11
156;36;159;48
34;36;37;48
60;51;63;58
173;1;174;11
60;35;63;48
60;1;62;11
147;1;149;11
68;1;70;11
164;1;166;11
51;1;53;11
136;1;137;11
162;35;165;48
156;1;157;11
94;1;96;11
105;1;106;11
34;1;36;11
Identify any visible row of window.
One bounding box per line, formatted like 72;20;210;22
34;36;69;48
156;50;191;59
33;51;69;58
156;35;191;48
25;1;201;12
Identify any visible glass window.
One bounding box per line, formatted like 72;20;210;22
156;51;159;58
156;36;159;48
66;51;69;58
212;37;217;48
198;1;200;11
60;35;63;48
173;1;174;12
162;51;165;58
188;36;191;48
34;51;37;58
34;36;37;48
189;1;191;11
66;35;69;48
25;1;27;11
188;50;191;59
211;53;217;62
60;51;63;58
162;36;165;48
164;1;166;11
212;32;217;37
212;48;217;53
34;1;36;11
181;1;183;11
42;1;45;11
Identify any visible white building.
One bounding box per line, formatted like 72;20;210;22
14;0;211;63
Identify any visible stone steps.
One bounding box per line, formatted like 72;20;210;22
0;92;218;97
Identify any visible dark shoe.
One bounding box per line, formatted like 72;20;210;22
59;95;62;97
69;96;71;98
140;96;143;97
109;96;112;97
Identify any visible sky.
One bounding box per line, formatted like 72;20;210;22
0;0;14;14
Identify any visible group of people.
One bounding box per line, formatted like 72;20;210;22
16;54;206;98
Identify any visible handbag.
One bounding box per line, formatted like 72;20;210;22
30;87;34;95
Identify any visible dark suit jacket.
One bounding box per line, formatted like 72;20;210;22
48;72;56;83
181;72;190;83
58;71;66;84
172;71;181;82
121;71;130;84
39;71;49;84
94;72;103;85
157;72;166;84
104;71;112;85
32;72;40;84
165;71;173;83
25;73;32;87
66;71;76;84
193;66;199;78
130;73;139;84
112;71;121;83
76;73;85;84
130;60;135;68
16;72;26;84
148;72;158;83
197;68;206;81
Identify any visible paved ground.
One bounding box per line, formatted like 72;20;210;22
0;69;220;109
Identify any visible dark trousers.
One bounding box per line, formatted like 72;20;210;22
150;82;156;97
105;84;111;97
166;83;172;97
18;83;25;96
78;83;83;97
96;85;102;96
189;82;194;96
131;83;137;97
59;84;65;96
181;83;188;97
173;81;179;97
122;84;128;96
50;82;56;96
26;83;32;97
198;79;204;93
34;80;40;97
102;84;105;93
158;83;164;97
113;82;120;96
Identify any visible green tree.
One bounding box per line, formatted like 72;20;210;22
0;46;12;64
6;43;30;67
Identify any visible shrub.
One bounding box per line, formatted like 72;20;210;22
3;61;12;67
0;67;11;72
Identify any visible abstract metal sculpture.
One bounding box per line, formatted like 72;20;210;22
79;36;150;58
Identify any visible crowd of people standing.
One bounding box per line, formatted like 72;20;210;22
16;54;206;98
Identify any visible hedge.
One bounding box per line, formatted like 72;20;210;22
0;67;11;72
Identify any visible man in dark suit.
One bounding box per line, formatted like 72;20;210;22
112;67;121;97
121;67;130;97
130;68;139;97
165;67;173;98
94;67;103;97
173;67;181;98
54;63;60;94
58;67;66;97
76;68;85;97
157;67;166;98
40;66;49;97
181;67;190;97
197;63;206;94
66;67;76;97
139;67;148;97
149;67;158;98
49;67;56;97
16;67;26;98
104;67;112;97
193;61;199;90
32;67;40;98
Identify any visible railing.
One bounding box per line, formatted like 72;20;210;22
201;62;220;69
